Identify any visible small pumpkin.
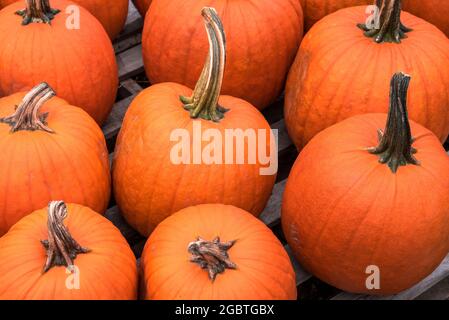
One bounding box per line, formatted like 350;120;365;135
0;0;129;39
132;0;151;17
0;0;118;125
282;72;449;295
0;201;138;300
142;0;303;110
403;0;449;38
141;204;297;300
113;8;276;237
0;83;110;236
285;0;449;150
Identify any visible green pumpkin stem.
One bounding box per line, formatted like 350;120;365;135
16;0;60;25
188;237;237;282
0;82;56;133
41;201;90;273
358;0;412;43
180;7;229;122
367;72;420;173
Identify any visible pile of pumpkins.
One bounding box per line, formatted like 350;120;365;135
0;0;449;300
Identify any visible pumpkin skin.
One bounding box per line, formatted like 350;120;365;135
300;0;370;30
282;112;449;295
0;0;118;125
141;204;297;300
0;0;129;39
0;203;138;300
142;0;304;110
403;0;449;38
132;0;151;17
0;87;110;236
285;6;449;150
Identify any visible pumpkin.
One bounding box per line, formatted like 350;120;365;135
0;201;138;300
282;72;449;295
285;0;449;150
141;204;297;300
142;0;303;110
113;8;277;237
403;0;449;38
132;0;151;17
0;83;110;236
0;0;128;39
0;0;118;125
300;0;371;30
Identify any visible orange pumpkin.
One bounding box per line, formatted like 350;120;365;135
113;8;276;236
0;0;118;125
0;201;138;300
142;0;303;110
142;204;297;300
0;83;110;236
0;0;128;39
300;0;371;30
282;73;449;295
403;0;449;38
132;0;151;17
285;0;449;150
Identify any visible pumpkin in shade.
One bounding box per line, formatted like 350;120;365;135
132;0;151;17
0;0;129;39
113;8;276;237
142;0;303;110
0;201;138;300
403;0;449;38
0;0;118;125
0;83;110;236
282;73;449;295
285;0;449;150
141;204;297;300
300;0;371;30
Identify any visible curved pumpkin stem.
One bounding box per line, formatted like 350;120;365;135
0;82;55;133
41;201;90;273
358;0;412;43
367;72;419;173
188;237;237;281
180;7;229;122
16;0;61;25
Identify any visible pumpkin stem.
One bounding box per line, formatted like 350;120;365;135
180;7;229;122
367;72;419;173
16;0;61;25
41;201;90;273
0;82;55;133
188;237;237;281
358;0;412;43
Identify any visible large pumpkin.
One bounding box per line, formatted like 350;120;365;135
0;83;110;236
285;0;449;150
0;0;118;125
142;0;303;110
0;201;138;300
113;8;277;237
282;73;449;295
403;0;449;38
142;204;297;300
300;0;370;30
0;0;128;39
132;0;151;17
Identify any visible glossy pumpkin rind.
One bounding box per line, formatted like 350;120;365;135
285;6;449;150
0;203;138;300
0;0;118;125
141;204;297;300
403;0;449;38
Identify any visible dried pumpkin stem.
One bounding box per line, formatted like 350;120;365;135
358;0;412;43
0;82;55;133
41;201;90;273
188;237;237;282
180;7;229;122
367;72;419;173
16;0;60;25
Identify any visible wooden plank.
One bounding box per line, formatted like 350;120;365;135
285;245;313;286
114;1;143;44
105;206;145;247
416;277;449;300
260;180;286;227
117;44;145;81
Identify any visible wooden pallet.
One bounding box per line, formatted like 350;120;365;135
102;1;449;301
